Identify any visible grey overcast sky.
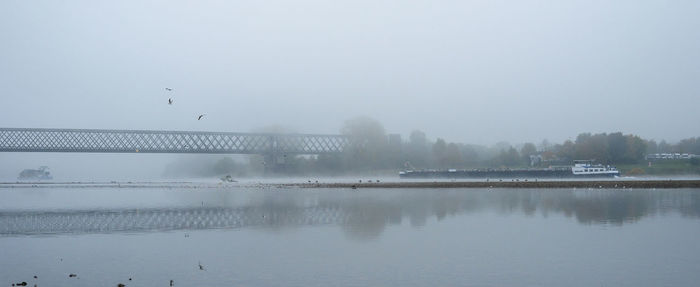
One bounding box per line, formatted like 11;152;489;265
1;0;699;145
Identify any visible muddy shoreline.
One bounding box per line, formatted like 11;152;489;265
286;180;700;189
2;180;700;189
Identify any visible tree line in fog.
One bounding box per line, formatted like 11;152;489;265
165;117;700;176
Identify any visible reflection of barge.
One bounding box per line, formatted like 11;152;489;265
399;161;619;179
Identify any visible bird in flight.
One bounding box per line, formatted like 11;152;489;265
165;88;173;91
198;261;205;270
197;114;205;120
168;98;173;105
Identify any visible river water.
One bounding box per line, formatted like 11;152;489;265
2;185;700;286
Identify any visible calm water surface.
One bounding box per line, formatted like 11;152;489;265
2;186;700;286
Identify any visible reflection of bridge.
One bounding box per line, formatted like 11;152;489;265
0;128;348;155
0;206;349;235
1;189;698;236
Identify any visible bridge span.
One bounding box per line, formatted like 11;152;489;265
0;128;348;156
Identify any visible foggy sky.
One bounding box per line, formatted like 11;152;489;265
2;0;699;145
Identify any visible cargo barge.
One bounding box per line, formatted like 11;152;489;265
399;161;619;179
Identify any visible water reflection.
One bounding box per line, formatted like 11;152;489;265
1;188;699;238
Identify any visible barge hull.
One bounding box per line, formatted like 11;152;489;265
399;170;617;179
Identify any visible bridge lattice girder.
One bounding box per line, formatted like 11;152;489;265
0;128;348;155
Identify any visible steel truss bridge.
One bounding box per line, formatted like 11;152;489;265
0;128;349;156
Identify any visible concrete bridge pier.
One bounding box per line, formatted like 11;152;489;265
263;153;287;175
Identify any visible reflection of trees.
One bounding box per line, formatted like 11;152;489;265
306;189;700;239
496;189;700;225
326;191;483;240
544;192;651;225
120;189;700;238
340;198;400;240
7;190;699;237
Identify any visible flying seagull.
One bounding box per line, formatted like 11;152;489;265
197;114;205;120
165;88;173;91
168;98;173;105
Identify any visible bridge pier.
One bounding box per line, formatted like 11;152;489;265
263;152;293;175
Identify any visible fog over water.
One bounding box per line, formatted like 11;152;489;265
2;187;700;286
2;2;700;286
2;1;700;179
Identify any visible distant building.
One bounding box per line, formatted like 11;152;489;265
529;154;542;166
646;153;698;160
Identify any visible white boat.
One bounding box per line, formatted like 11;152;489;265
570;160;619;177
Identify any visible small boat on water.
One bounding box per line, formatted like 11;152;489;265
399;160;619;179
18;166;53;180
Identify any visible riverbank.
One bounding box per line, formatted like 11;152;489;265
616;159;700;176
3;179;700;189
287;180;700;189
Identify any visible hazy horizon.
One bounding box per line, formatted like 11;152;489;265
2;1;700;180
2;0;699;146
4;3;700;286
